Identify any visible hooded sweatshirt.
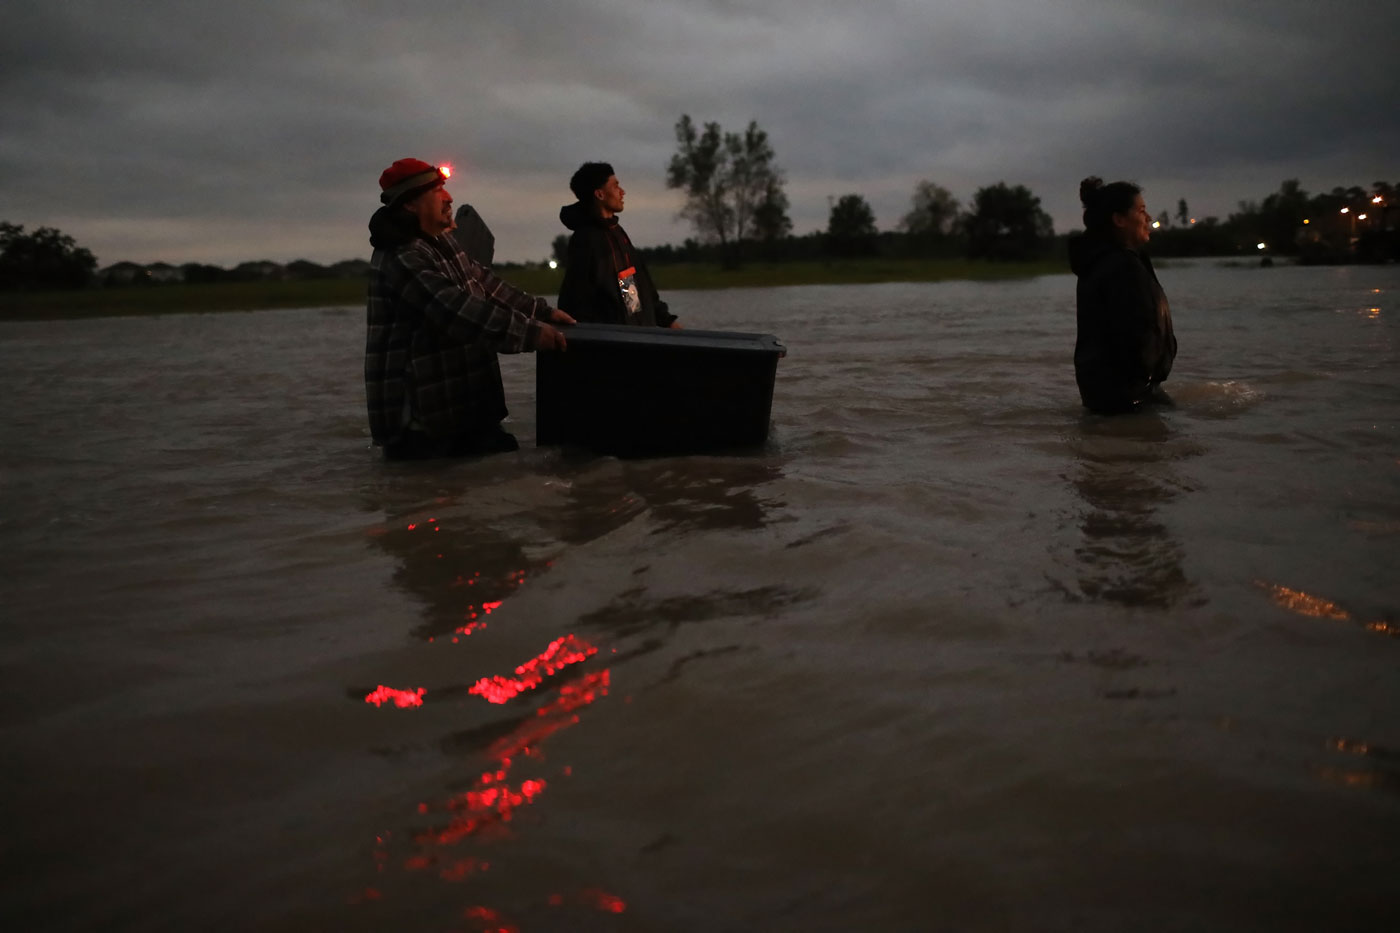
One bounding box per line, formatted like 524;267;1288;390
1068;232;1176;414
557;201;676;327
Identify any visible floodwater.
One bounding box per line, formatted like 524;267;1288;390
2;261;1398;931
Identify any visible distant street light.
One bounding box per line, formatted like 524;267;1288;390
1257;242;1267;250
1340;207;1350;214
548;259;558;270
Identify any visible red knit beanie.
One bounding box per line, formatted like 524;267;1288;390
378;158;445;205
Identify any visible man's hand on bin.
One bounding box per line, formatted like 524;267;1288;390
549;308;576;325
536;324;568;351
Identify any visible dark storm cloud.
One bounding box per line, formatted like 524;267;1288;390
1;0;1395;265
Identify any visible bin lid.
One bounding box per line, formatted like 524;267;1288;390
555;322;785;356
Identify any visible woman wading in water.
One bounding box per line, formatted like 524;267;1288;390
1069;177;1177;414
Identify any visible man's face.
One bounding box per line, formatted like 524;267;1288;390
596;175;625;215
407;183;453;235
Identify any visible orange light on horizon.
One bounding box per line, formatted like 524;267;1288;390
1303;219;1310;224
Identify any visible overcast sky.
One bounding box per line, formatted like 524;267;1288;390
3;0;1396;267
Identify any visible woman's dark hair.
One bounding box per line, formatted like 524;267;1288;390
1079;176;1141;233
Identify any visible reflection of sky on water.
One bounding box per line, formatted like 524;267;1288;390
1316;737;1400;794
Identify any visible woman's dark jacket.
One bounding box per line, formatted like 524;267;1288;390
557;201;676;327
1069;233;1176;414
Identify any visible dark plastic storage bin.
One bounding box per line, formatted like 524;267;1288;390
536;323;785;456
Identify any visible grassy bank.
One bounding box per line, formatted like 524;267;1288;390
0;257;1067;320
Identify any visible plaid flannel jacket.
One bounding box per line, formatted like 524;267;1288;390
365;234;550;444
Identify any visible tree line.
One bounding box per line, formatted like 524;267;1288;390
5;116;1395;292
655;116;1056;263
649;116;1396;266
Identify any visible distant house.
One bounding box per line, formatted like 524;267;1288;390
145;262;184;284
285;259;330;280
99;261;151;286
180;262;228;283
230;260;286;281
329;259;371;279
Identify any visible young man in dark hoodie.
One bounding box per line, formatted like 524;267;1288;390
366;158;573;458
557;162;680;329
1068;177;1177;414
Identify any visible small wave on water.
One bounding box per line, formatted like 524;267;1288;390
1169;379;1265;418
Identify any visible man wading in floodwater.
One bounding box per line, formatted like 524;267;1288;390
365;158;574;459
557;162;681;329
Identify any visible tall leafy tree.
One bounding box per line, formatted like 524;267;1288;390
1176;198;1190;225
1228;179;1310;253
963;183;1054;261
900;180;961;235
752;177;793;241
666;115;789;250
0;222;97;290
827;194;878;256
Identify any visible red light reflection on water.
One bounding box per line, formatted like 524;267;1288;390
364;685;426;708
463;904;518;932
546;887;627;913
423;774;548;848
360;605;618;922
490;671;611;760
419;670;610;852
448;570;530;638
581;887;627;913
439;856;489;881
468;635;598;704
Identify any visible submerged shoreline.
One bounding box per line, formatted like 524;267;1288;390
0;257;1070;320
